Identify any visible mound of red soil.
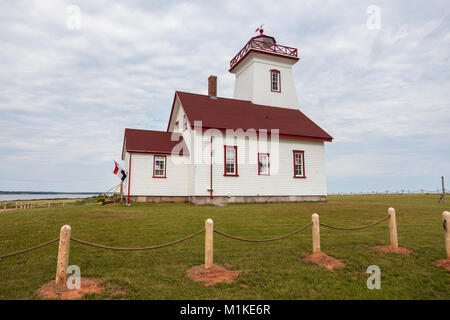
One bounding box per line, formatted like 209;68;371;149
432;259;450;271
186;264;242;286
37;278;105;300
370;245;413;255
303;252;345;271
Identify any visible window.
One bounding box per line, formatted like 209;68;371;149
153;155;166;178
183;115;187;131
258;153;270;175
175;121;179;131
224;146;238;176
271;69;281;92
293;150;305;178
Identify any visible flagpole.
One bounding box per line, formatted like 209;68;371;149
120;181;124;204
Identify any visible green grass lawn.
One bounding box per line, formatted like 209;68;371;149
0;194;448;299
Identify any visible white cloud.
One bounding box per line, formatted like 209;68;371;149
0;0;449;192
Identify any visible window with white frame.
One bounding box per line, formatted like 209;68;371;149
258;153;269;175
175;121;179;131
293;150;305;178
271;69;280;92
153;155;166;178
224;146;238;176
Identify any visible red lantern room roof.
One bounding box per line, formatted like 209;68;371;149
229;28;299;72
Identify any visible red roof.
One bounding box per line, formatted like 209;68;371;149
170;91;332;141
122;128;189;159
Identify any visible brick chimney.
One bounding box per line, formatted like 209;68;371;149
208;75;217;97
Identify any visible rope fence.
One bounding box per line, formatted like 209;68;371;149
70;229;205;251
214;222;312;242
0;238;59;259
319;215;390;231
1;208;449;285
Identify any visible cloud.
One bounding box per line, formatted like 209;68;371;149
0;0;449;192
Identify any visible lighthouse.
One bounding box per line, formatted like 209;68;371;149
229;27;300;109
122;28;333;204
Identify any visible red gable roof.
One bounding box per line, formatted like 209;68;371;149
122;128;189;159
170;91;332;142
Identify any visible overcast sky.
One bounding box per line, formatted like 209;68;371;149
0;0;449;193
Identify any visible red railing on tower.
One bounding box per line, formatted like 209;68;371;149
230;38;298;70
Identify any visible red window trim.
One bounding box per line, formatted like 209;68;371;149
258;153;270;176
270;69;281;93
293;150;306;178
153;155;167;178
224;145;239;176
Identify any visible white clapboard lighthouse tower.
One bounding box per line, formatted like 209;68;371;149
229;27;300;109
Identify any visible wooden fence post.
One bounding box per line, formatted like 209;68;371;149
388;207;398;249
48;202;50;208
312;213;321;253
443;211;450;259
3;202;6;210
205;218;213;269
62;201;65;207
55;225;71;286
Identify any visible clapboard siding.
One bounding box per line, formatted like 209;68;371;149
128;153;191;196
194;134;326;196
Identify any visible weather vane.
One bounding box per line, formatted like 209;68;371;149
255;24;264;35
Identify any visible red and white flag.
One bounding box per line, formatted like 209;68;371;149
113;161;127;182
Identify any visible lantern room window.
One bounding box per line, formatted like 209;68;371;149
271;69;281;92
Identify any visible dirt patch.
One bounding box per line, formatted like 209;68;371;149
370;245;413;255
37;277;123;300
303;252;345;272
432;259;450;271
186;264;242;286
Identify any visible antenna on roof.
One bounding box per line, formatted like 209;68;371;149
255;24;264;35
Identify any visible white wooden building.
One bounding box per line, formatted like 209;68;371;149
122;29;333;204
